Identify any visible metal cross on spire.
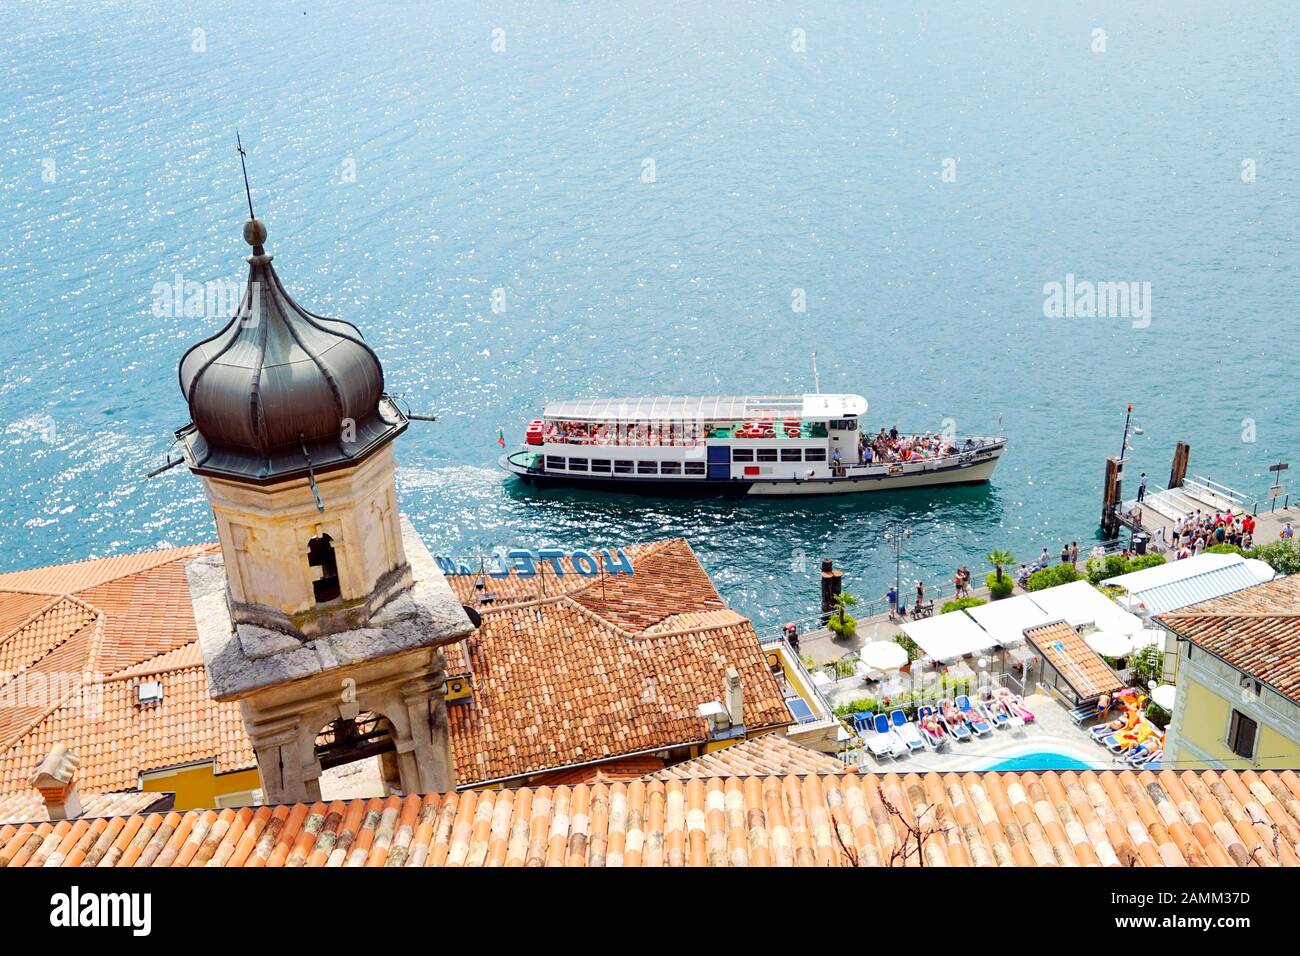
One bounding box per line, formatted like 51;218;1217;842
236;130;255;220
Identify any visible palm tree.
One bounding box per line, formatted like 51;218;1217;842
831;591;860;637
986;549;1015;583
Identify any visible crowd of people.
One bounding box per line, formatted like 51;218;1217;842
1160;509;1263;558
542;419;710;446
857;426;960;467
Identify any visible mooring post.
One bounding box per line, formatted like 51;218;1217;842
1101;455;1123;538
1168;441;1190;489
819;558;842;625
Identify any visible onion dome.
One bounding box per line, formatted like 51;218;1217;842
176;218;407;483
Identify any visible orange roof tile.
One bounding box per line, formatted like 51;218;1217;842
1158;576;1300;703
0;789;169;825
2;768;1296;867
448;605;791;786
1025;620;1124;701
648;732;843;781
0;545;253;795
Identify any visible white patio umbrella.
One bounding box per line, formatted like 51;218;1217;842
1151;684;1177;710
860;641;908;671
1085;630;1134;658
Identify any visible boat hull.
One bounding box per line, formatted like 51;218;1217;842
499;447;1002;497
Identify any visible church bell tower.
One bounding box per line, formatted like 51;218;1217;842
177;202;474;804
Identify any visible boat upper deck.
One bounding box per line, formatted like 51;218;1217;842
541;393;868;424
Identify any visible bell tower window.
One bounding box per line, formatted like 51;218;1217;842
308;534;341;604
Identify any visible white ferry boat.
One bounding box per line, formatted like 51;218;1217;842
499;394;1005;496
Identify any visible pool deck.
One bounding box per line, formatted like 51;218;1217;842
843;693;1134;773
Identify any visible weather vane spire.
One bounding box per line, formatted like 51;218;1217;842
236;130;255;221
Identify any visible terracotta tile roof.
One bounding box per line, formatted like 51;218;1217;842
1025;620;1124;701
648;733;844;781
440;538;791;787
1158;576;1300;703
0;592;56;637
447;600;791;786
0;536;781;797
3;768;1297;867
444;544;659;609
0;789;169;826
0;545;212;595
0;544;253;795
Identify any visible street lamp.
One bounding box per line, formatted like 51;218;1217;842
883;522;912;617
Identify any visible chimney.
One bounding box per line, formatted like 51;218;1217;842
29;744;83;821
724;666;744;728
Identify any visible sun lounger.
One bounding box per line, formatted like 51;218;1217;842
1000;694;1036;723
1126;744;1159;766
977;698;1010;729
916;706;947;749
1067;702;1095;725
936;701;972;741
1099;734;1127;755
852;711;874;734
890;709;926;753
956;695;992;736
1090;723;1119;740
871;713;907;758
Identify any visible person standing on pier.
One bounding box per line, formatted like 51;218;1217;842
1137;472;1148;503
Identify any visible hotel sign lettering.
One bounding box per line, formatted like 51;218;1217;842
436;548;634;578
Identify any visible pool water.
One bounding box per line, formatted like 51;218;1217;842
986;752;1095;771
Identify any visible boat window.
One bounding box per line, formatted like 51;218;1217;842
591;459;612;473
829;418;857;430
756;448;778;463
546;456;566;470
731;448;754;462
660;460;682;475
684;461;705;476
567;458;588;471
805;447;827;461
780;448;801;462
637;461;658;475
614;460;634;474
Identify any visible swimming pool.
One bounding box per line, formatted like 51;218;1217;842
985;752;1095;771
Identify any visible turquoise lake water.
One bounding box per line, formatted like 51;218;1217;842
1;2;1296;631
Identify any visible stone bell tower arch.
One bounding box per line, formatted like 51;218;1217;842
177;211;474;803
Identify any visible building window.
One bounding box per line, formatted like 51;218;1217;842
732;448;754;462
684;461;705;476
1227;710;1257;759
307;534;341;604
780;448;802;462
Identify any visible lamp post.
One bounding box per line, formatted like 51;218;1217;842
883;522;912;617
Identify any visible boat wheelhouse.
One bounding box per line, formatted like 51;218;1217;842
500;394;1005;496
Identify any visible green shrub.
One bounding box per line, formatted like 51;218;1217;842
941;596;988;614
893;633;922;660
1131;643;1164;684
828;612;857;639
1204;543;1247;557
1025;563;1082;591
1248;539;1300;575
985;571;1014;599
1086;551;1166;585
1144;701;1171;730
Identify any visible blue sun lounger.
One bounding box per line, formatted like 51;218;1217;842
956;695;991;736
890;709;926;753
